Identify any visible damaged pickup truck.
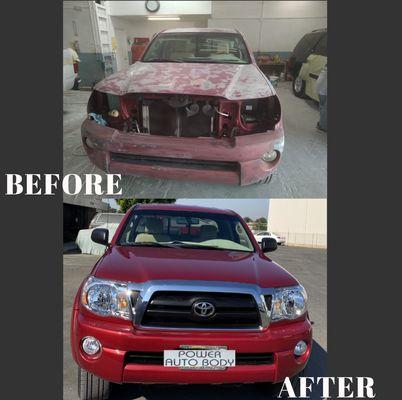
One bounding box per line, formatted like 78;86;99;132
82;28;284;186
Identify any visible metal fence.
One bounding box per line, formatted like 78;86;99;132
275;232;327;249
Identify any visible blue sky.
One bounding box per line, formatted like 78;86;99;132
104;199;269;220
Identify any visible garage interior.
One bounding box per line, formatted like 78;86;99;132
63;0;327;196
63;195;108;244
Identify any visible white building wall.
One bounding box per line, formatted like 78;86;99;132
208;1;327;52
268;199;327;248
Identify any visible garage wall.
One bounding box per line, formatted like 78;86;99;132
111;17;208;41
208;1;327;55
63;1;95;52
107;1;212;16
268;199;327;248
63;203;97;243
64;1;326;83
63;1;113;87
109;16;208;69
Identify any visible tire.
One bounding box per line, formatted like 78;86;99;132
259;173;273;185
78;367;110;400
293;75;306;98
257;369;305;398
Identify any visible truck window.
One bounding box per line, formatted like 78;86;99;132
293;32;324;60
118;211;255;252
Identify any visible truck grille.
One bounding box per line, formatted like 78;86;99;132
140;291;261;329
110;153;238;172
125;351;274;365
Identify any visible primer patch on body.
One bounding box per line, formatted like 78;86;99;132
94;62;275;100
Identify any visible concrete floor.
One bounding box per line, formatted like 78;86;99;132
63;82;327;200
63;246;326;400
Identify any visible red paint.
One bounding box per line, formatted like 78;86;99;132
94;204;297;288
72;310;312;384
71;205;312;385
82;29;285;185
95;30;272;99
131;37;149;63
82;118;283;186
94;62;275;100
93;246;298;288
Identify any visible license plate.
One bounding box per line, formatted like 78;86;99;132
164;348;236;370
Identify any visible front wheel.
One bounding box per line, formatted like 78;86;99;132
257;369;305;398
258;173;273;185
293;76;306;98
78;368;110;400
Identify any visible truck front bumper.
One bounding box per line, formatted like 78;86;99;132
81;119;284;186
71;310;312;385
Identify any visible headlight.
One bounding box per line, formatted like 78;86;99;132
269;285;307;321
261;150;278;162
81;276;137;320
81;336;101;356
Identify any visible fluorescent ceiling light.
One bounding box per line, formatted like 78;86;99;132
148;16;181;21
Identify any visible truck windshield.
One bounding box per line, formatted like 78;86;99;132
117;210;255;252
142;33;251;64
94;213;124;225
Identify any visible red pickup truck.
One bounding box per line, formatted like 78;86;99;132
71;204;311;399
82;28;284;186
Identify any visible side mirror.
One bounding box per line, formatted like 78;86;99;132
91;228;109;246
261;237;277;253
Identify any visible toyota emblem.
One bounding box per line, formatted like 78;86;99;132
192;301;215;318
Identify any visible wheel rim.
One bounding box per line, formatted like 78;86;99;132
294;76;302;92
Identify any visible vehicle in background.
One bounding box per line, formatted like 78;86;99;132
254;231;286;245
63;48;81;91
89;212;125;229
82;28;284;186
76;223;121;256
287;29;327;101
71;204;311;400
131;37;150;63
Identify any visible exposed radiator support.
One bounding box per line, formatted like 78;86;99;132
142;105;150;133
175;110;181;137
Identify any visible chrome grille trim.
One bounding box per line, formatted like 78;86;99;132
127;280;274;331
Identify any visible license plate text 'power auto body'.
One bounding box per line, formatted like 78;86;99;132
164;349;236;370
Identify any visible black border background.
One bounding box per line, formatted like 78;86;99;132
0;1;62;399
0;0;399;398
328;0;398;397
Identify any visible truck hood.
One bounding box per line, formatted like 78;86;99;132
93;246;298;289
94;62;275;100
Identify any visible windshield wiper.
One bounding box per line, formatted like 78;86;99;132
145;58;184;63
167;241;235;251
169;240;221;250
181;58;247;64
119;242;177;248
122;241;221;250
119;241;252;252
